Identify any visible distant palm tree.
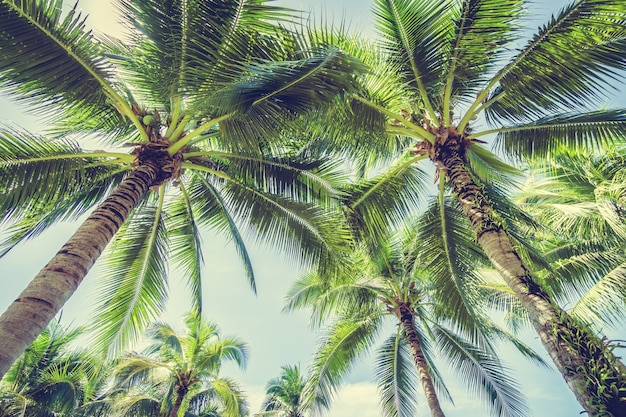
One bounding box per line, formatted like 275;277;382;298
517;144;626;328
298;0;626;413
0;321;105;417
108;312;248;417
286;205;539;417
256;364;321;417
0;0;363;375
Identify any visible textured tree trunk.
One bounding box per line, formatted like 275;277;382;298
168;385;188;417
397;303;446;417
441;151;626;416
0;162;159;378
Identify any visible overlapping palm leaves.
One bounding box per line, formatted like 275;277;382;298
107;312;248;417
297;0;626;413
0;0;365;375
285;198;543;417
0;321;106;417
517;144;626;328
256;364;316;417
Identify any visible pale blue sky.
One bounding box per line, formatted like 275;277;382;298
0;1;624;416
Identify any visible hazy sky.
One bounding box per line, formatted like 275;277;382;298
0;1;623;417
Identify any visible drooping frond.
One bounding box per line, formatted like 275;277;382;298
375;333;419;417
485;0;626;123
165;182;204;313
184;170;256;292
0;127;129;224
415;196;489;337
90;193;170;356
432;324;528;417
186;164;351;272
0;0;129;123
343;155;429;243
303;315;381;415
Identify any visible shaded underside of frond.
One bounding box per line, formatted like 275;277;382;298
0;0;123;123
492;109;626;159
304;315;381;415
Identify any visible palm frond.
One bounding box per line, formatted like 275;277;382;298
0;0;128;122
373;0;457;115
485;1;626;123
490;109;626;159
303;315;381;415
165;182;204;313
187;164;351;272
0;127;127;224
344;156;429;243
375;333;419;417
433;324;528;417
89;193;170;356
444;0;524;108
571;260;626;327
415;196;489;337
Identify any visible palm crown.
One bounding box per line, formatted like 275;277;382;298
294;0;626;414
0;0;364;374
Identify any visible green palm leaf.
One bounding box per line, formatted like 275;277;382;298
90;195;170;355
0;128;128;223
485;0;626;123
432;324;528;417
165;183;204;313
443;0;524;109
344;156;429;242
375;333;419;417
415;197;489;337
373;0;457;117
488;109;626;158
0;0;128;122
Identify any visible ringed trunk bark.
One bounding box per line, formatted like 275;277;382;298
397;303;446;417
0;161;160;378
441;151;626;416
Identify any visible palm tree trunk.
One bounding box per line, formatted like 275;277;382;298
168;384;188;417
397;303;446;417
441;151;626;416
0;161;160;378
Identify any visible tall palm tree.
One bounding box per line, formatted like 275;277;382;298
256;364;321;417
108;312;248;417
0;320;105;417
300;0;626;413
0;0;363;376
285;206;539;417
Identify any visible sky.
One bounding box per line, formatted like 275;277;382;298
0;1;624;417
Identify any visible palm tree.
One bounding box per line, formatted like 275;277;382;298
516;144;626;329
0;320;105;417
300;0;626;413
256;364;320;417
285;207;539;417
0;0;363;376
108;312;248;417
